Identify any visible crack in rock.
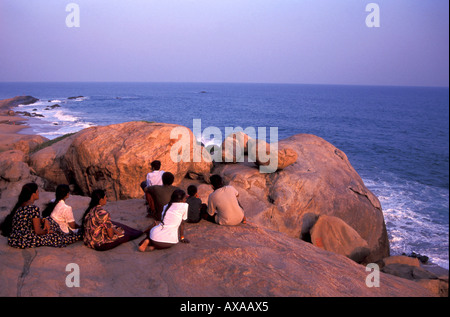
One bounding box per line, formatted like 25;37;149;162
17;249;37;297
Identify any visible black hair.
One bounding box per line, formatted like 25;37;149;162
210;174;224;190
151;160;161;170
42;184;70;218
161;189;186;226
162;172;175;186
81;189;106;232
0;182;39;237
187;185;197;196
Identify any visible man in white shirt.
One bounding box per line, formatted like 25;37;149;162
207;174;246;226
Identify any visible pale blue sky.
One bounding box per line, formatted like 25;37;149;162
0;0;448;86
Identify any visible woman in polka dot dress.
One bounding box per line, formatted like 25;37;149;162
0;183;79;248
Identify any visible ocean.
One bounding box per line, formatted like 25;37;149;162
1;82;448;268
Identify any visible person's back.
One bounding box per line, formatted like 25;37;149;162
186;195;203;223
148;185;178;220
146;170;165;187
146;172;178;221
208;185;244;225
150;202;188;243
51;199;76;234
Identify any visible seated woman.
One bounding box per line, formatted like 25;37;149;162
82;189;143;251
0;182;76;248
41;184;82;244
138;189;190;252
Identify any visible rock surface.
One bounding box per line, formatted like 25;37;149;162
0;193;434;297
213;134;389;263
310;215;370;263
0;113;444;297
30;122;213;200
0;96;38;110
14;122;389;263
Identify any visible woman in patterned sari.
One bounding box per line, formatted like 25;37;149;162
81;189;143;251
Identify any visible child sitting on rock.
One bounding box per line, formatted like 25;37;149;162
186;185;207;223
140;160;165;216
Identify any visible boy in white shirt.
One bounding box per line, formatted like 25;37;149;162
146;160;165;187
140;160;165;216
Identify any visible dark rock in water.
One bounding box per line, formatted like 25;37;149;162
15;111;44;118
0;96;38;110
44;104;61;110
16;111;31;117
381;263;438;280
68;96;84;99
403;252;430;264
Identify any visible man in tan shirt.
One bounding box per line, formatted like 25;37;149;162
207;174;246;226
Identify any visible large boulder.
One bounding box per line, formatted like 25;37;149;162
30;121;213;200
0;150;30;183
0;133;48;154
213;133;389;263
0;150;46;199
310;215;370;263
247;138;298;171
29;134;77;190
267;134;388;263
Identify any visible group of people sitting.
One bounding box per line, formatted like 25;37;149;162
0;160;246;253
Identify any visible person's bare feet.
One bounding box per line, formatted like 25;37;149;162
138;239;149;252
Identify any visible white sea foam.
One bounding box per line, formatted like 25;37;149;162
54;110;78;122
363;176;449;269
14;97;96;139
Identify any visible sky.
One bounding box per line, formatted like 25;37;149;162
0;0;448;87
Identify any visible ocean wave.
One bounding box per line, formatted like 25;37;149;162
54;110;79;122
363;176;449;269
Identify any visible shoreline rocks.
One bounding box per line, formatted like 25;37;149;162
0;96;38;110
28;123;388;263
0;96;446;296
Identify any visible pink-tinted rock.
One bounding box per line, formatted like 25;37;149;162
310;215;370;263
61;121;212;200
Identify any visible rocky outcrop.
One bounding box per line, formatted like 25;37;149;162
0;120;445;297
378;255;448;297
0;192;434;297
0;150;46;199
219;132;298;171
29;134;77;191
0;96;38;110
0;150;31;183
212;134;388;263
310;215;370;263
25;123;388;262
30;121;213;200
